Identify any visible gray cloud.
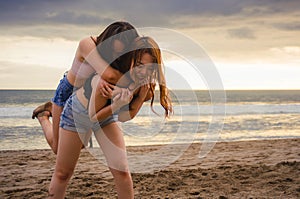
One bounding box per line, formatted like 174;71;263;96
1;0;300;26
227;27;256;39
0;0;299;40
0;0;114;26
272;22;300;31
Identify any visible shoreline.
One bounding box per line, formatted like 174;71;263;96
1;136;300;152
1;138;299;198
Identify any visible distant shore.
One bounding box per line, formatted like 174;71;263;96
0;139;299;198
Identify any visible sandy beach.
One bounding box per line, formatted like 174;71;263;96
1;138;299;198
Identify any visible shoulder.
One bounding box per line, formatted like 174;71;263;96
78;37;96;52
77;36;97;58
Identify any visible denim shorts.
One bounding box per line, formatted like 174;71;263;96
60;93;118;133
52;73;74;107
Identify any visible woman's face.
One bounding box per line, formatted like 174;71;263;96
112;39;125;60
132;53;154;82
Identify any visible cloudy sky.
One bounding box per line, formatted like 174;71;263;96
1;0;299;89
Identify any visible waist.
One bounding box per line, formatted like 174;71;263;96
75;88;89;109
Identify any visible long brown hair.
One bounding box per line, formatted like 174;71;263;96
96;21;139;74
130;37;173;117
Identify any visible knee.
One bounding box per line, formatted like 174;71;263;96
54;168;74;182
110;168;132;181
107;159;129;173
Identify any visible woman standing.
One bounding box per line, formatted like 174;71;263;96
46;37;172;198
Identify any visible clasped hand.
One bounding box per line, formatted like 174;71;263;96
112;88;133;109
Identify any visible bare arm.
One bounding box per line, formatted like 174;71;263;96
89;76;115;122
118;83;153;122
78;37;130;86
89;76;132;122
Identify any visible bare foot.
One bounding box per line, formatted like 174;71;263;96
32;101;52;119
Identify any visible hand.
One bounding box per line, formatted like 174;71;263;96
97;78;115;98
111;86;122;98
112;88;133;110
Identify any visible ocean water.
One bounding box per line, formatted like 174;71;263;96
0;90;300;151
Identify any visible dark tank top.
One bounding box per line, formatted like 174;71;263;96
83;73;112;106
83;73;95;100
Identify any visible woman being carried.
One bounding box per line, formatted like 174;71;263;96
32;21;139;154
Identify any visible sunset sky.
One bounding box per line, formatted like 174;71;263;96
0;0;299;90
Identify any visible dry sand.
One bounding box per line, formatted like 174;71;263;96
0;139;299;198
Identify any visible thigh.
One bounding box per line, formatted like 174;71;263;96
56;128;83;171
80;129;92;147
94;122;128;171
52;103;63;130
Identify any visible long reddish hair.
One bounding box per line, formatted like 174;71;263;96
130;37;173;117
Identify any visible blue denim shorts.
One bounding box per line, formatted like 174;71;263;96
52;73;74;107
60;93;118;133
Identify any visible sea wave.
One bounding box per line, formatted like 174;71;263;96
1;103;299;119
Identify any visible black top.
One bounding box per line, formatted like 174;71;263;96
83;73;111;106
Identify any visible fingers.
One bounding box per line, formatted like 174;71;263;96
121;89;130;102
119;89;132;104
140;79;150;90
107;83;115;90
112;93;121;101
125;89;133;102
128;90;133;101
104;84;113;98
101;88;109;98
98;79;114;98
101;79;114;90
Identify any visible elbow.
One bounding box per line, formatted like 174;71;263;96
118;115;129;122
119;118;131;123
118;118;127;123
118;117;130;123
108;73;118;83
118;113;134;122
102;71;120;84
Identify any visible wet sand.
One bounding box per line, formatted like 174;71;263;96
0;139;299;198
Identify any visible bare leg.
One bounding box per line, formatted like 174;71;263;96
37;111;55;151
48;128;83;199
51;103;64;154
35;102;85;154
34;102;62;154
94;123;134;199
80;129;93;148
33;101;56;152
